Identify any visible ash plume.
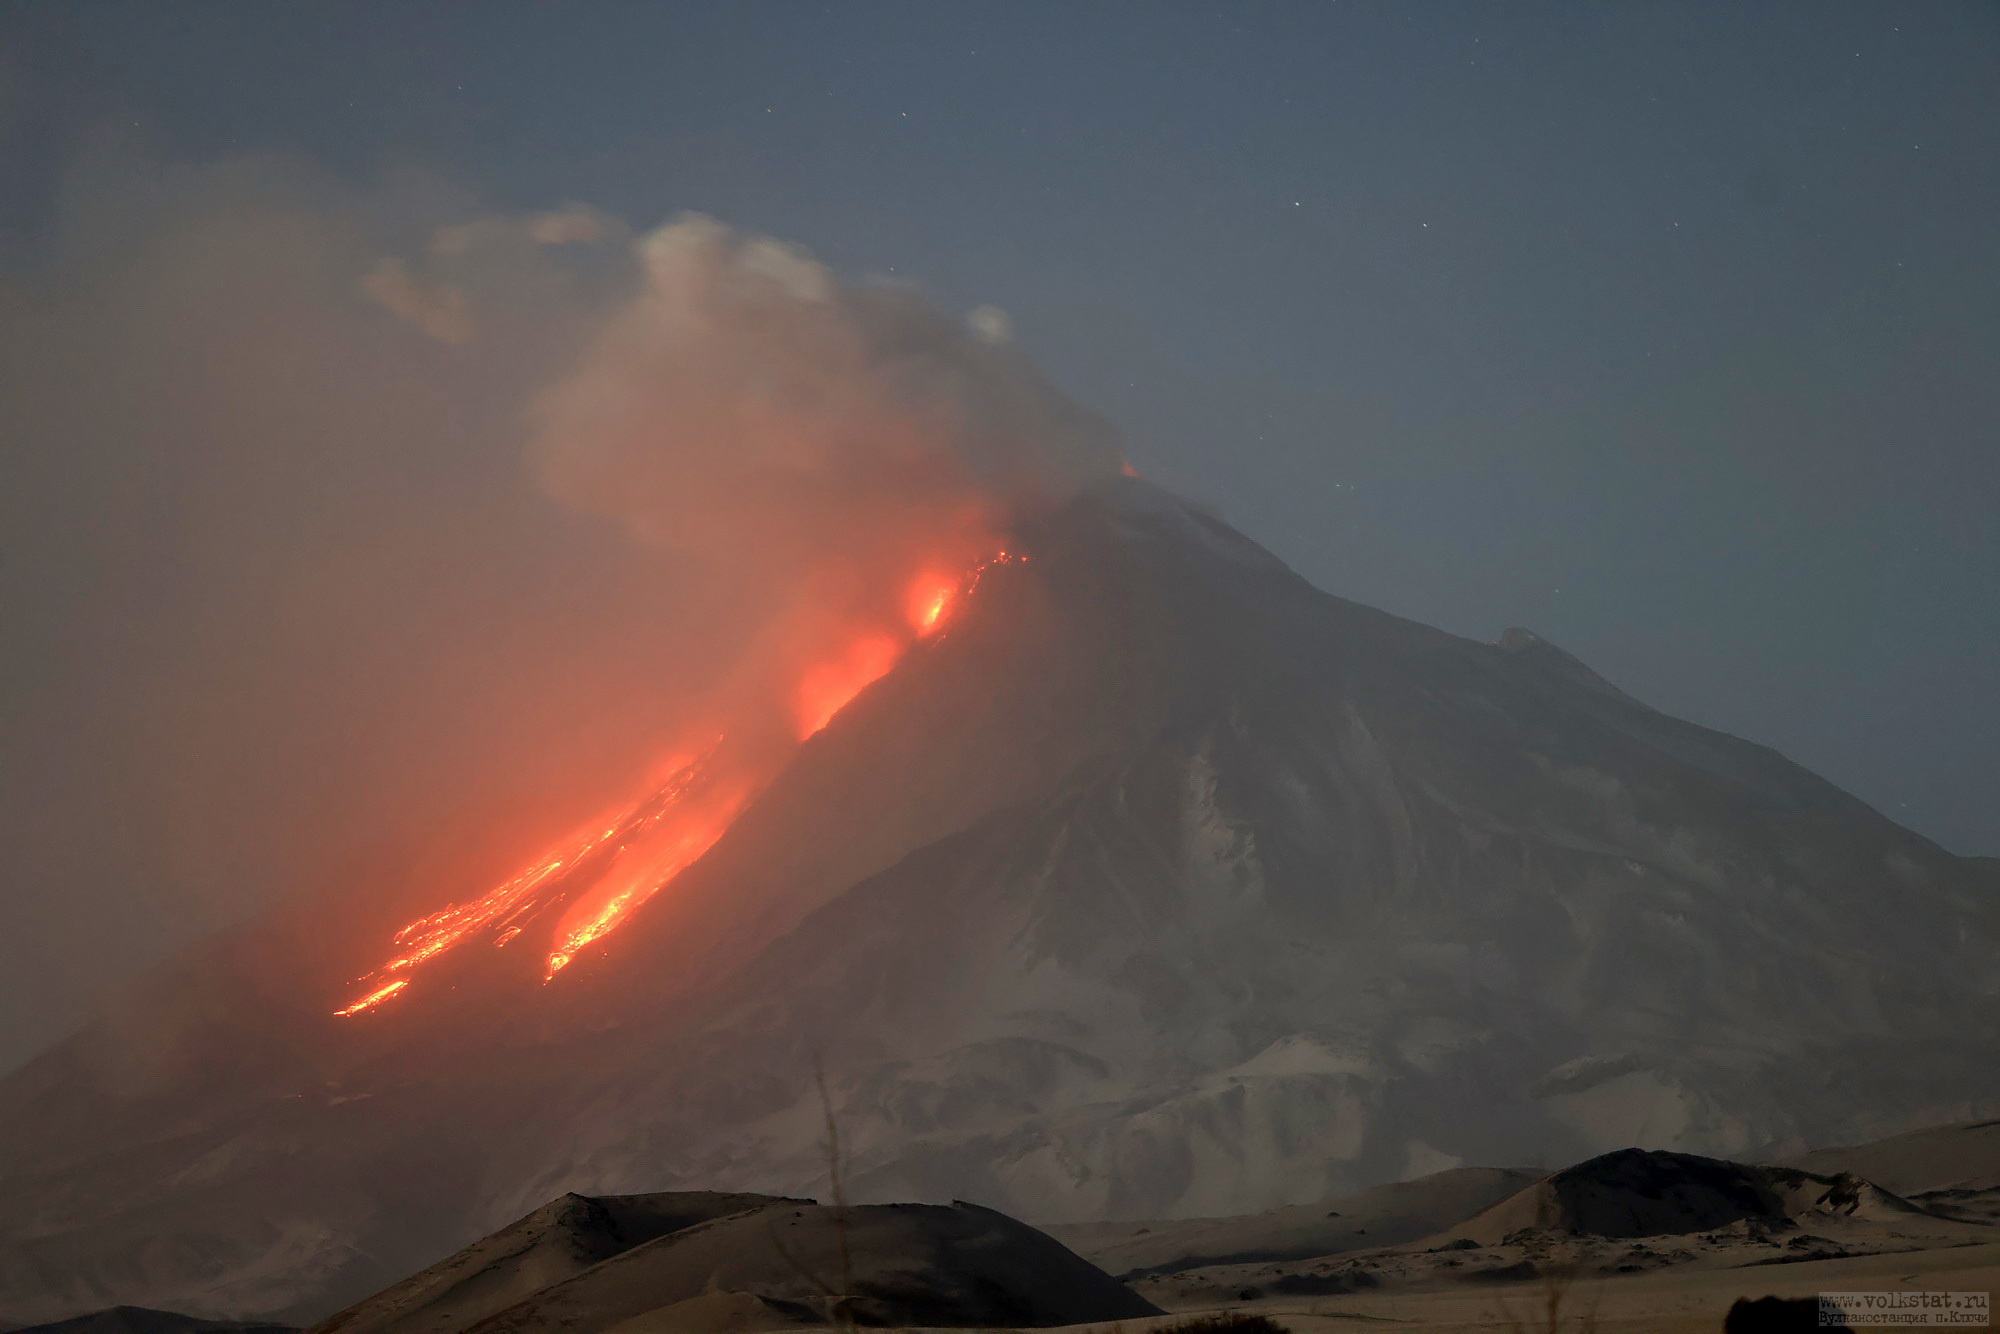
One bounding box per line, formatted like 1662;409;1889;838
527;213;1123;556
0;145;1120;1068
515;213;1124;735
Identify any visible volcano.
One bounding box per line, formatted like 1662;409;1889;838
2;478;1995;1323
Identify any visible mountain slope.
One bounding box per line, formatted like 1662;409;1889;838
1782;1117;2000;1195
1042;1166;1543;1277
1;479;1994;1323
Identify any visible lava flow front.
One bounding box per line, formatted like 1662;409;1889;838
334;549;1022;1016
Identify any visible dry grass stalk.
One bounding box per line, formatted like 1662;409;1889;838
763;1050;858;1329
1493;1196;1601;1334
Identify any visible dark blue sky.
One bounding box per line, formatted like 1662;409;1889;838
5;0;1996;868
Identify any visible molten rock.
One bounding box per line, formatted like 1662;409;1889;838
2;480;1996;1322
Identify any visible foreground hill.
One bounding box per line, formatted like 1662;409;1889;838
2;480;1996;1322
1441;1148;1935;1246
21;1132;2000;1334
311;1192;802;1334
313;1193;1155;1334
1131;1145;1999;1318
12;1312;293;1334
1780;1116;2000;1229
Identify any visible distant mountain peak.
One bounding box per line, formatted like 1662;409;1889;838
1;483;1994;1324
1495;626;1634;700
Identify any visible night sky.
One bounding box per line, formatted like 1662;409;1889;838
2;1;1996;1069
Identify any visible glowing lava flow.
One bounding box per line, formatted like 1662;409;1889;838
906;571;958;636
333;546;1025;1017
792;553;1021;739
793;633;903;740
543;776;753;978
372;809;643;973
333;978;408;1017
334;753;710;1014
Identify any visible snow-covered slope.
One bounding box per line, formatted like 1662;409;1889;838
2;479;1995;1323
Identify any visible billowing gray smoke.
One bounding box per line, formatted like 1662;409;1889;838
0;144;1120;1073
526;212;1122;555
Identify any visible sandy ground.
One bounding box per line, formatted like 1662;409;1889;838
1034;1240;2000;1334
240;1126;2000;1334
1017;1130;2000;1334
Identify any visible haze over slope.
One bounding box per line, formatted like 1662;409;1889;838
0;479;1995;1324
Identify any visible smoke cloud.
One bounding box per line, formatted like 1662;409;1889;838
0;144;1120;1070
528;213;1119;558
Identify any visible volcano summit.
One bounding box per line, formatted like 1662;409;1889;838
1;478;1995;1322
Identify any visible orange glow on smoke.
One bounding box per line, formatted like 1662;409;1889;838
905;571;957;636
333;542;1026;1017
793;633;903;739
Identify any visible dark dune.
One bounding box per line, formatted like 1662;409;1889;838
455;1200;1159;1333
311;1192;801;1334
1441;1148;1938;1245
313;1194;1155;1334
13;1309;294;1334
1131;1136;1997;1321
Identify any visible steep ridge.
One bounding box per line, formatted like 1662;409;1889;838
1;479;1995;1323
